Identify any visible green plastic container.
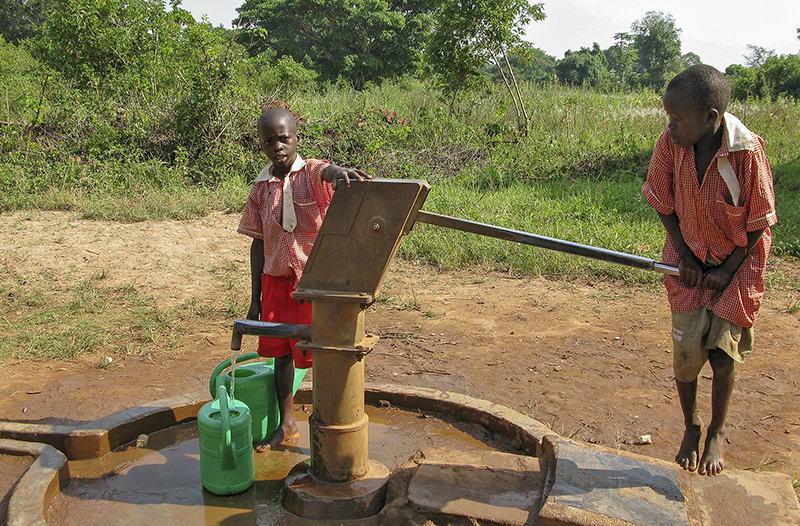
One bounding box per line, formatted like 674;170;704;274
198;385;255;495
210;352;308;444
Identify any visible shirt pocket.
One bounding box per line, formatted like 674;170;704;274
293;197;324;232
710;196;747;247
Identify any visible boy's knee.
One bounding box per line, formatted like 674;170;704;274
708;348;734;374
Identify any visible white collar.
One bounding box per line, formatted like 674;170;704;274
254;154;306;183
723;113;754;152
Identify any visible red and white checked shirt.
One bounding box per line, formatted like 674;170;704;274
238;155;333;281
642;114;777;328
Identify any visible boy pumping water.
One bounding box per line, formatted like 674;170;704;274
238;107;370;452
642;65;777;475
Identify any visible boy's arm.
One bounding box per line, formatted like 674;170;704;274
702;228;767;292
322;163;371;189
657;212;704;288
247;238;265;321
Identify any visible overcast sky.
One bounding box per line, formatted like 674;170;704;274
178;0;799;71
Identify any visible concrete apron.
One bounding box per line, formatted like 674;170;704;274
2;383;800;526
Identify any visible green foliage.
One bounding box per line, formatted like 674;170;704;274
35;0;194;89
555;44;607;87
727;54;800;101
0;5;798;273
0;0;56;43
237;0;433;90
761;54;800;100
604;38;640;90
428;0;544;93
727;64;762;100
627;11;683;87
487;47;556;83
0;36;47;125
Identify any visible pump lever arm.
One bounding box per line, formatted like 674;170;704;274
414;210;679;276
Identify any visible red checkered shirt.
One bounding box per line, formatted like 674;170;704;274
642;114;777;328
238;155;333;281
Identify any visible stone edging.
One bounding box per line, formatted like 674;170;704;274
0;439;69;526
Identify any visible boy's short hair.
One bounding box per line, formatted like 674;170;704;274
666;64;731;115
258;107;297;133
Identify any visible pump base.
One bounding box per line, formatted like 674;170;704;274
282;459;390;520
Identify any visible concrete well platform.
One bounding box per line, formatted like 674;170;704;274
2;384;799;526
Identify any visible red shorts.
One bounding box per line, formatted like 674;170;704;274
257;273;313;369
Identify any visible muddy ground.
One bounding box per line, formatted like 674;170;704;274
1;210;799;509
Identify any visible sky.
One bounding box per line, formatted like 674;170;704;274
178;0;799;71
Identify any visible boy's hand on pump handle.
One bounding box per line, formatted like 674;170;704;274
325;165;371;189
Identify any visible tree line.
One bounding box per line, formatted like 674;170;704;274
3;0;799;95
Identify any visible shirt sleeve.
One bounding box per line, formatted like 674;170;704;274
741;135;778;232
237;183;265;239
642;130;676;216
305;159;335;209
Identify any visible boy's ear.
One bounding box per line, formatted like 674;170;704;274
707;108;720;123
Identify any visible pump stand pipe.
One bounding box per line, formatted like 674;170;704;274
414;210;679;276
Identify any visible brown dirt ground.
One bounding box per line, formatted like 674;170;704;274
1;210;799;502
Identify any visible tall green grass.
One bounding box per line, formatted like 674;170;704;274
2;80;799;270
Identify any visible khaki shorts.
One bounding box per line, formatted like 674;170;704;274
671;307;753;382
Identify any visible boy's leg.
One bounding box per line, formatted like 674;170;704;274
698;348;735;475
255;353;300;452
675;378;703;472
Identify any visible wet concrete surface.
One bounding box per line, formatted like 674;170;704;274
46;404;513;526
552;441;688;526
1;454;32;524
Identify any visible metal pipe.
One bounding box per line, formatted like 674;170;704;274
230;319;312;351
415;210;679;276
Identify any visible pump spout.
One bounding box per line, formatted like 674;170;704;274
230;319;313;351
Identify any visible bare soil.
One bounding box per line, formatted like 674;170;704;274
2;211;799;500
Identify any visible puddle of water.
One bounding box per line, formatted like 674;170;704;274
48;404;509;526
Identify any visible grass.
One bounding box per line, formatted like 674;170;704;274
2;82;798;360
0;263;233;361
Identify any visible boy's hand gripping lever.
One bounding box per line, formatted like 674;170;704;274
414;211;679;276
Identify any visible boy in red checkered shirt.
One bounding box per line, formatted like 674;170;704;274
238;107;370;452
643;65;777;476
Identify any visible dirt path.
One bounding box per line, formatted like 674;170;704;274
2;210;799;497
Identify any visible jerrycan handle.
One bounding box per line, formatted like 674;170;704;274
209;352;262;396
218;385;232;448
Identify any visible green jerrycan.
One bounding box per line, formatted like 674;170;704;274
210;352;308;444
198;385;255;495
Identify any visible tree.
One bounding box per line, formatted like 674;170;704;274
726;63;762;100
0;0;57;44
743;45;775;70
605;35;640;89
33;0;251;161
35;0;197;89
555;43;607;87
236;0;433;90
487;46;556;83
760;54;800;99
627;11;682;87
681;52;701;67
428;0;545;132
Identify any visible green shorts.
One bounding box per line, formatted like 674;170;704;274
671;307;754;382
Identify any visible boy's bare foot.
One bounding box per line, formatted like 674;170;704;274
675;423;702;471
698;431;725;475
254;424;300;452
